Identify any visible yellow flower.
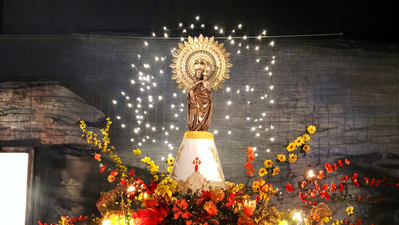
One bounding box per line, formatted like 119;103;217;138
307;125;316;134
286;142;297;152
108;175;115;182
322;217;330;223
133;149;142;156
167;157;174;165
263;159;273;168
294;136;304;147
259;168;267;177
167;166;173;173
148;160;155;167
153;175;159;181
288;153;297;163
277;154;286;162
150;165;159;172
302;134;311;142
141;157;151;163
272;167;280;175
302;145;310;152
346;206;354;216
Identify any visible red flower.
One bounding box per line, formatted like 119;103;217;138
173;199;192;219
375;180;381;186
79;215;83;221
72;217;77;223
325;192;330;201
317;171;325;179
120;178;126;186
243;206;255;217
313;202;318;206
311;189;316;198
324;163;331;170
330;182;337;191
100;165;107;174
84;216;88;221
323;184;328;191
338;160;342;165
352;173;358;181
129;168;135;176
358;196;361;201
364;177;369;184
285;183;294;193
341;175;349;182
247;154;255;162
94;153;101;161
338;183;344;192
200;190;212;201
333;163;337;171
148;180;158;194
111;170;118;176
315;184;320;190
345;159;350;165
224;193;235;208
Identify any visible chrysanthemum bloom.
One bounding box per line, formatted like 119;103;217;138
167;157;174;165
288;153;297;163
302;145;310;152
263;159;273;168
259;168;267;177
302;134;311;142
272;167;280;175
277;154;287;162
307;125;316;134
286;142;297;152
295;136;304;147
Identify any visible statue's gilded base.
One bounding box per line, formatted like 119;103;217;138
171;131;225;193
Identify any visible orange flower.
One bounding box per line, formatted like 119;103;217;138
173;199;192;219
272;167;280;176
345;159;350;165
237;215;255;225
243;205;255;217
210;189;225;202
203;201;217;215
302;145;310;152
247;154;255;162
317;171;324;179
108;175;115;182
247;146;254;155
94;153;101;161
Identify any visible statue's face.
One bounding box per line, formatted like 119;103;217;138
194;59;207;78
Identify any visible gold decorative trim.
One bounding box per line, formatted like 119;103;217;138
170;34;232;91
183;131;214;140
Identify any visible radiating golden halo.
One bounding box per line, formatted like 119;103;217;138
170;34;232;91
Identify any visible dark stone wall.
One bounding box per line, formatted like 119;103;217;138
1;35;399;224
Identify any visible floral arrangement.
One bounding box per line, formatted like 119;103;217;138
37;121;393;225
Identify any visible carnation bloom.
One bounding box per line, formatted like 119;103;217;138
288;153;297;163
108;175;115;182
286;142;297;152
259;168;267;177
302;145;310;152
302;134;311;142
263;159;273;168
295;136;304;146
277;154;287;162
272;167;280;176
203;201;217;215
167;157;174;165
307;125;316;134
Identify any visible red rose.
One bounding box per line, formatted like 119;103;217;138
94;153;101;161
